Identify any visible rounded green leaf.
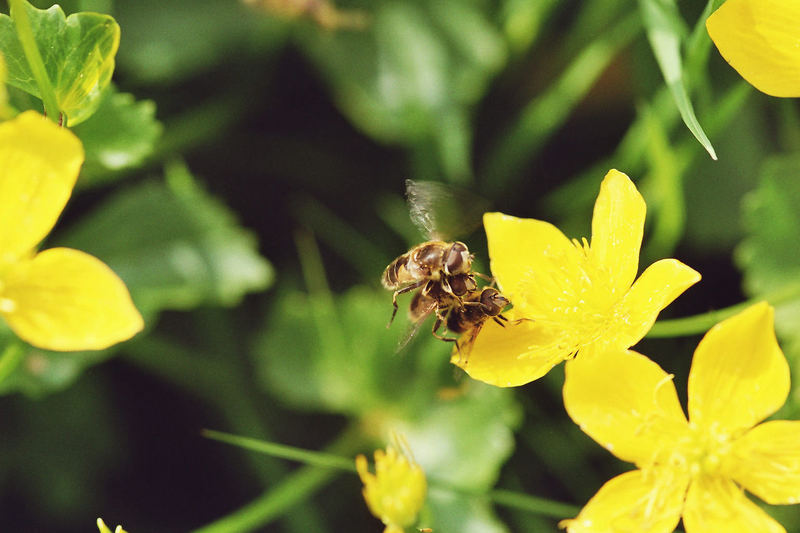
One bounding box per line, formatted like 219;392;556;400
0;1;119;125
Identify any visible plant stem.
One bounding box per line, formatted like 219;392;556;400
192;426;362;533
192;463;338;533
482;11;641;193
0;341;24;384
489;488;579;518
9;0;60;121
203;430;357;473
648;281;800;338
203;429;581;524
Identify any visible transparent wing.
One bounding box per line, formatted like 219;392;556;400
452;321;485;366
405;179;491;241
395;290;436;353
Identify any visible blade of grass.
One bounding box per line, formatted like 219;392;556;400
203;430;357;472
193;427;363;533
638;0;717;160
482;12;641;193
204;429;581;521
640;103;684;259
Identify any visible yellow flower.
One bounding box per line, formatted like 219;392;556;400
452;169;700;387
97;518;127;533
356;444;427;533
706;0;800;97
561;302;800;533
0;111;143;351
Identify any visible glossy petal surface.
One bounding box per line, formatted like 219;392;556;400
687;302;789;435
560;469;686;533
707;0;800;97
683;476;785;533
482;212;575;311
729;420;800;505
615;259;701;347
1;247;144;351
563;349;688;465
451;318;564;387
589;169;645;295
0;111;83;262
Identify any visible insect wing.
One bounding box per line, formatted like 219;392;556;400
452;321;485;366
405;179;491;241
395;290;437;353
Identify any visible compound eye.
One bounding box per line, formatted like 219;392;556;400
445;242;470;275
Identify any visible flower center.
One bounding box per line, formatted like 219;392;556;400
648;421;733;479
513;238;626;355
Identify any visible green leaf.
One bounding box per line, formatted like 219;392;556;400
254;286;431;415
58;161;274;314
299;1;506;181
638;0;717;160
0;0;119;125
736;155;800;414
737;156;800;321
72;85;162;183
113;0;283;84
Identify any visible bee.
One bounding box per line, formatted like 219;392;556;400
399;285;510;355
382;179;490;327
381;240;476;324
447;287;510;361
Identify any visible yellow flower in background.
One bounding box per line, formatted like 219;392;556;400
707;0;800;97
452;169;700;387
356;443;427;533
0;111;143;351
97;518;127;533
561;303;800;533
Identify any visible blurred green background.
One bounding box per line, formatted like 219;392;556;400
2;0;800;531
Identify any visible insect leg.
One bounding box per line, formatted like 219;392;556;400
474;271;496;286
388;280;426;327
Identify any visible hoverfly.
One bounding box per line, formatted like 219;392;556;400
447;287;510;364
400;285;511;358
382;179;493;349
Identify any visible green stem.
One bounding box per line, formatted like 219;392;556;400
648;281;800;338
482;11;641;193
9;0;60;122
489;488;579;518
203;430;357;473
192;464;337;533
0;341;24;384
203;430;580;522
192;427;362;533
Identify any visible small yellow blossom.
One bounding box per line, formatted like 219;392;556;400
0;111;143;351
97;518;127;533
356;443;427;533
453;169;700;387
561;302;800;533
707;0;800;97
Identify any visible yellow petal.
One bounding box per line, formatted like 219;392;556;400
560;469;687;533
451;318;565;387
706;0;800;97
615;259;701;347
687;303;788;435
0;248;144;351
563;349;688;465
588;170;646;295
0;112;83;261
729;420;800;505
483;211;575;312
683;476;785;533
